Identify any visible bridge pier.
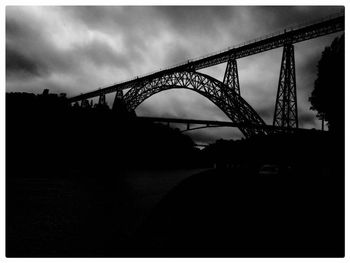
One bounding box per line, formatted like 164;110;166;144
273;42;298;129
112;89;136;117
98;94;106;105
223;57;240;95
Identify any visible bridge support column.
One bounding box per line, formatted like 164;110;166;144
112;89;136;117
98;94;106;105
273;43;298;129
94;93;109;110
223;57;240;95
81;99;91;108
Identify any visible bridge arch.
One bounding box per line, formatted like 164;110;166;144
123;70;267;137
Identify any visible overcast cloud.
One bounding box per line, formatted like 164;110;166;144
6;6;344;143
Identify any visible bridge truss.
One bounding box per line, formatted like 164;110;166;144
123;71;267;137
68;12;344;138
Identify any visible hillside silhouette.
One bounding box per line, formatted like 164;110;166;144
7;91;202;177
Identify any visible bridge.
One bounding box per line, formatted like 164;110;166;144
137;116;313;133
68;12;344;138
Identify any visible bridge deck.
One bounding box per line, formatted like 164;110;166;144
137;116;320;133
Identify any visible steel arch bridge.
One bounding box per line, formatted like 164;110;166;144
123;71;266;137
69;12;344;138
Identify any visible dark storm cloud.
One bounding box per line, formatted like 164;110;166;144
255;6;343;28
299;112;317;125
6;12;72;77
73;39;133;69
6;46;46;78
165;43;192;66
236;6;344;39
257;106;275;123
62;6;141;30
298;50;321;78
61;6;159;58
6;15;50;78
154;6;237;35
6;7;143;93
6;14;43;42
6;16;26;38
64;6;234;36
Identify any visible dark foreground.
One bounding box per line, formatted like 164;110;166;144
134;168;344;257
6;92;344;257
6;166;344;257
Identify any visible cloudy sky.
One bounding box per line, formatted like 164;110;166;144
6;6;344;144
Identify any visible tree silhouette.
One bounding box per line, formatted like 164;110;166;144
309;34;344;132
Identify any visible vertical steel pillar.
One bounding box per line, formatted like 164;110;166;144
223;57;240;95
112;89;136;117
98;93;106;105
112;89;124;111
273;43;298;129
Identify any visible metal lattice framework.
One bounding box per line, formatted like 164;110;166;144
223;57;240;95
123;71;267;137
68;12;343;103
66;12;344;137
112;89;123;110
98;94;106;105
273;43;298;128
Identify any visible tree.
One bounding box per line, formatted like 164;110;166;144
309;34;344;132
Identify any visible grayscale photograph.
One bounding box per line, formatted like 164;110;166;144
5;5;345;258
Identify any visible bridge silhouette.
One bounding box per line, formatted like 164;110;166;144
137;116;311;133
68;12;344;138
